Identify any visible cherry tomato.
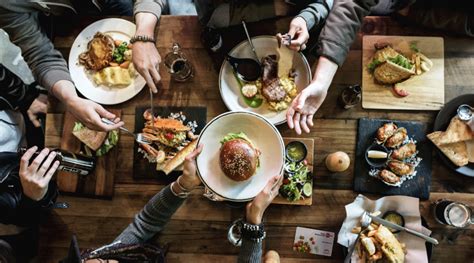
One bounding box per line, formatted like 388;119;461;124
393;85;409;97
165;132;174;140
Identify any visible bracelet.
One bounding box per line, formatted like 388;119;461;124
239;221;266;243
130;35;155;44
170;182;190;199
176;176;193;192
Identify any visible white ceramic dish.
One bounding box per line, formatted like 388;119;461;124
68;18;146;105
196;111;285;201
219;35;312;125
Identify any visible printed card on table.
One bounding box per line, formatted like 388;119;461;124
293;227;335;256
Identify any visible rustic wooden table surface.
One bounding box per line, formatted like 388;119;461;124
43;15;474;262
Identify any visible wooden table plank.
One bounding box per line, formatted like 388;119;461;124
41;15;474;262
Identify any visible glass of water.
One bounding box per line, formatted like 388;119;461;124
433;199;473;228
164;43;194;82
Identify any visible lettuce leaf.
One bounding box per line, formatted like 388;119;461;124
220;132;251;145
96;130;119;157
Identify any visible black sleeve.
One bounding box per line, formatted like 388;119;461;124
0;175;58;227
0;63;40;112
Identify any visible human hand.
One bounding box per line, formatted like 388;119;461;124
19;146;60;201
286;83;327;134
246;175;282;225
286;16;309;51
27;94;48;127
178;144;204;190
133;41;161;93
67;97;123;131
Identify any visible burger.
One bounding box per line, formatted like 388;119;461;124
219;132;260;181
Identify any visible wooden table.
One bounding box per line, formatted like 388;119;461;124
43;15;474;262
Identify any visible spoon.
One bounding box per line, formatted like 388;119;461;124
225;54;261;82
457;104;473;121
241;21;260;62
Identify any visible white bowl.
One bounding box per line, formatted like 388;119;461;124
219;35;312;125
196;111;285;201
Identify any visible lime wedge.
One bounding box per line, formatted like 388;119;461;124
367;150;388;159
302;183;312;197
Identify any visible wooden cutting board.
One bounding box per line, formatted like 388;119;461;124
354;118;432;200
56;110;121;199
362;35;444;110
272;137;314;206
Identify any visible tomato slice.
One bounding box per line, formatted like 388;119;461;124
392;85;409;97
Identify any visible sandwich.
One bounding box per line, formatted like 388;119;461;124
369;46;415;85
219;132;260;181
72;122;118;156
143;117;191;148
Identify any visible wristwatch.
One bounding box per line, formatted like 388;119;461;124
239;221;266;242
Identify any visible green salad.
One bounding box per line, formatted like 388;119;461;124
388;54;413;70
280;160;312;202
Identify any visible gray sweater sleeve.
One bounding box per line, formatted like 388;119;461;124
297;0;334;30
134;0;165;20
317;0;379;66
114;185;185;244
0;8;72;91
237;237;262;263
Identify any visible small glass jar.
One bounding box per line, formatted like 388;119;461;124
163;43;194;82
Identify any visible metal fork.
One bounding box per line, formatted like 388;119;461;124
101;118;152;145
344;212;372;263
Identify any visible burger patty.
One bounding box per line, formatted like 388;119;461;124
219;139;259;181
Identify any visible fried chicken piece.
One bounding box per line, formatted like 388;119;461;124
377;123;398;142
79;32;114;70
391;142;417;160
379;169;400;184
385;128;407;148
388;160;414;176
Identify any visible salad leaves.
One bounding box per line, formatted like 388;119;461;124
280;161;312;202
96;130;119;157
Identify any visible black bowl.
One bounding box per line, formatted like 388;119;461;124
365;143;389;168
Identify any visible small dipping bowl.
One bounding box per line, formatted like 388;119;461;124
365;143;389;168
285;141;308;163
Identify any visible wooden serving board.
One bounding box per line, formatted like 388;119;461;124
354;118;432;200
272;137;314;206
362;35;444;110
56;110;121;199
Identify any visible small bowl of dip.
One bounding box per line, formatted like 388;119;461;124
285;141;308;163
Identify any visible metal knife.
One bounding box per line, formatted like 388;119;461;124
368;213;439;245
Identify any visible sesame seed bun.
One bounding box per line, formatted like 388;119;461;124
219;138;259;181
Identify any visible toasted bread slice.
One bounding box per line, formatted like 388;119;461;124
72;126;107;151
374;225;405;263
428;131;468;166
374;60;415;84
159;140;198;175
466;140;474;163
437;117;473;145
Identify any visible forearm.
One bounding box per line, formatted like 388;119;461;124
135;12;158;37
297;0;334;30
310;56;339;90
50;80;79;106
114;185;185;244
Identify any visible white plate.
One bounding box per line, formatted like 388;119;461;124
219;36;312;125
68;18;146;105
196;111;285;201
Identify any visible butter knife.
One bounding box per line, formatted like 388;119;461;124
367;213;439;245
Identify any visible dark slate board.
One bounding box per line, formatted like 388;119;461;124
133;106;207;182
354;118;432;200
